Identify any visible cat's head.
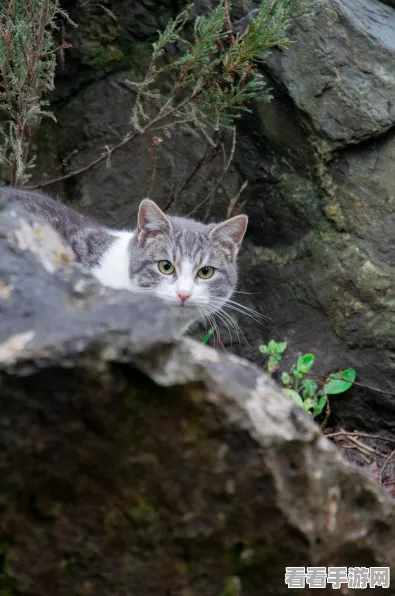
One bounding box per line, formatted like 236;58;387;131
129;199;248;328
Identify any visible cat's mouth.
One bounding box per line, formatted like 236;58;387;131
174;303;196;310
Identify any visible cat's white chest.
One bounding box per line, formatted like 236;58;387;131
91;230;135;290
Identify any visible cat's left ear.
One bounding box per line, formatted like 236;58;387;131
209;214;248;253
137;199;172;237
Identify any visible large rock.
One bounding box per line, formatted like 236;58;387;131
1;192;395;595
265;0;395;151
234;0;395;433
7;0;395;434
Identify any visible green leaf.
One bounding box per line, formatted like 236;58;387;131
267;339;278;353
302;379;318;398
302;398;315;411
259;344;270;354
267;356;280;373
274;341;287;355
201;327;215;344
324;368;356;395
281;372;291;386
296;353;315;373
294;370;303;380
283;389;304;408
259;340;287;361
313;395;327;417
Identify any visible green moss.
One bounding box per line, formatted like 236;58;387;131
324;201;347;230
118;40;151;62
127;496;158;526
107;45;124;62
82;41;112;69
220;576;241;596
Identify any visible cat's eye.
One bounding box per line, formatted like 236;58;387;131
197;266;215;279
158;260;175;275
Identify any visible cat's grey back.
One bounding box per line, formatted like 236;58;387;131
0;186;114;267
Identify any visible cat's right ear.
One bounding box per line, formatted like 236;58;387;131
137;199;172;238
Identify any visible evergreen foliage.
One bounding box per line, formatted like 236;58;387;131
128;0;314;145
0;0;73;185
0;0;316;187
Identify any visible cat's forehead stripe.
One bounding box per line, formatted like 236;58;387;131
170;227;233;265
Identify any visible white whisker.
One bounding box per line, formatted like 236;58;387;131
205;304;248;347
216;308;248;346
232;290;263;295
226;299;270;321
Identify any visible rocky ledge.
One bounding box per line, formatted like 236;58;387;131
0;195;394;595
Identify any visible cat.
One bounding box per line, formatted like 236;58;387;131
0;186;248;332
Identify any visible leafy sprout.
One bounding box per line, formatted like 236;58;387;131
260;339;356;423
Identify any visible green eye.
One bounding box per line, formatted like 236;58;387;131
197;266;215;279
158;260;175;275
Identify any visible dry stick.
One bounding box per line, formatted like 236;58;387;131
203;141;228;221
167;153;177;202
325;431;395;445
78;1;117;20
27;86;202;190
146;135;163;197
226;180;248;218
343;435;386;458
320;397;331;431
186;126;237;218
27;134;135;189
223;0;236;44
341;445;371;465
379;448;395;484
44;149;79;181
163;141;219;212
147;150;158;198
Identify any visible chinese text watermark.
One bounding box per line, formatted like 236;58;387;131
285;567;390;589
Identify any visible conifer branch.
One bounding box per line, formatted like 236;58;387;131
19;0;316;191
0;0;75;185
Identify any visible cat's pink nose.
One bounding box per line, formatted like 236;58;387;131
177;291;191;303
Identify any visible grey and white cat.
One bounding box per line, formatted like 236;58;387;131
1;186;248;331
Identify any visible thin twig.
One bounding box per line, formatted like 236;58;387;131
325;431;395;445
341;445;371;464
26;134;136;189
146;135;163;197
163;141;219;212
343;435;386;458
27;85;203;190
224;0;236;44
167;154;177;205
78;1;117;20
186;126;237;218
320;397;331;431
379;449;395;484
226;180;248;218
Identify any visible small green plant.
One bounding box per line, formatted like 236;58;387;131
260;340;356;421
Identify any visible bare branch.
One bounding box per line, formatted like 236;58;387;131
226;180;248;218
186;126;237;219
163;139;220;212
